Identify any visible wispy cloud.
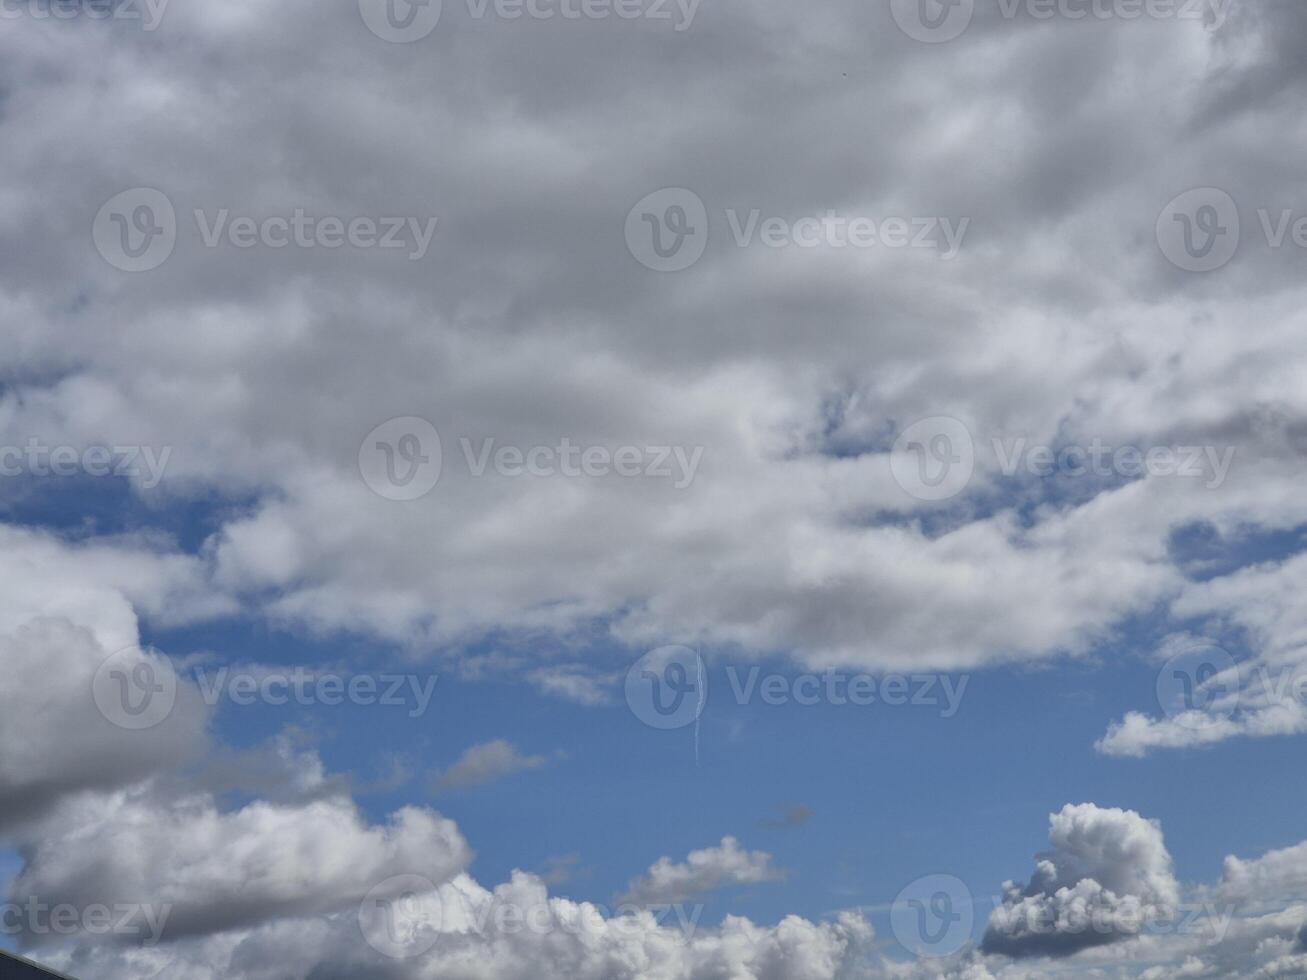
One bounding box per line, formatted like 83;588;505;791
619;837;784;905
430;739;559;793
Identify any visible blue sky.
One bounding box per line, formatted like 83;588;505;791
96;542;1307;947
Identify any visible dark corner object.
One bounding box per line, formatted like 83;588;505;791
0;951;77;979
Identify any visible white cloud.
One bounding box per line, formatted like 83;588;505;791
526;666;614;706
40;882;875;980
982;804;1180;959
1220;839;1307;908
12;787;470;944
619;837;784;906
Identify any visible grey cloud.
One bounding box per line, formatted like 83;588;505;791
5;0;1307;682
430;739;556;793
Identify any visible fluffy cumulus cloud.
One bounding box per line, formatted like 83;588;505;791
981;804;1180;959
40;877;876;980
12;790;470;944
915;803;1307;980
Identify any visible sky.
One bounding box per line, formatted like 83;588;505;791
2;0;1307;978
